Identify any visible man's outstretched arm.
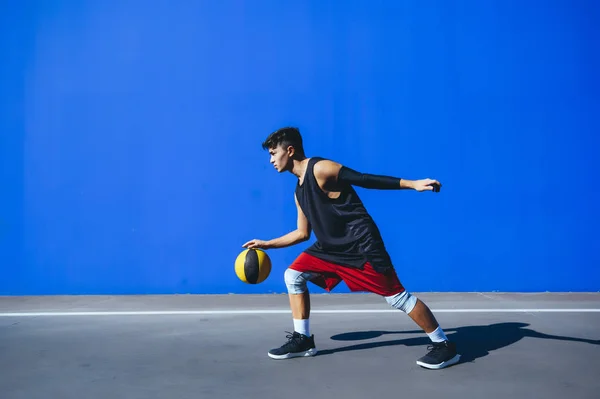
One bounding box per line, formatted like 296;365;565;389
314;160;442;192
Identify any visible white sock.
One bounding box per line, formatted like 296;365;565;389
293;319;310;336
427;326;448;343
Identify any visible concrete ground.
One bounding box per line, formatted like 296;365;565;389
0;293;599;399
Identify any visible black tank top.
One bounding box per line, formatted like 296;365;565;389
295;157;394;273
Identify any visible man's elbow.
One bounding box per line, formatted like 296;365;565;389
298;230;311;241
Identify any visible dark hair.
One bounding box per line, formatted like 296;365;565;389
262;126;305;155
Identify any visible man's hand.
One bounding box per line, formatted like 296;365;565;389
242;239;271;250
413;178;442;192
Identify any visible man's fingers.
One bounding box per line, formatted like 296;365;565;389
243;240;264;249
417;179;441;192
428;180;441;192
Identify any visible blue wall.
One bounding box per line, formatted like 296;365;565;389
1;0;599;295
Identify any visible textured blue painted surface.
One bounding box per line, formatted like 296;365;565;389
1;1;599;294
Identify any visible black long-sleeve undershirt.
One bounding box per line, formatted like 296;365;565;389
337;166;401;189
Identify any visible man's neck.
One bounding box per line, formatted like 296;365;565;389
291;156;309;179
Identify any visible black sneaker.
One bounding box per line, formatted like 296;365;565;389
268;331;318;360
416;340;460;369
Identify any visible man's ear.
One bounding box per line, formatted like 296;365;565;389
287;145;295;157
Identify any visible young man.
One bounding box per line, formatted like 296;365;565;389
242;127;460;370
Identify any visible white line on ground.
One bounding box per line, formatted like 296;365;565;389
1;309;600;316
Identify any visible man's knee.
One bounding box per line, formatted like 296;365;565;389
385;290;417;313
284;268;312;294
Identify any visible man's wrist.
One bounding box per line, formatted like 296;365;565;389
400;179;415;189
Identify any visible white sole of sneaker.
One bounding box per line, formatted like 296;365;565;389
268;348;318;360
416;354;461;370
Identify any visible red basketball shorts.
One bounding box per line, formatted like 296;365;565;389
288;252;405;297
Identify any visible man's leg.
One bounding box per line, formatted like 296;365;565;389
267;266;329;360
385;290;460;369
406;298;440;334
267;253;344;360
290;291;310;319
388;293;450;341
337;263;460;369
289;291;311;336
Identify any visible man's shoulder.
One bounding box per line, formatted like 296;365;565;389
312;158;343;180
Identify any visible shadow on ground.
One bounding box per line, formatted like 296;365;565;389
317;322;600;363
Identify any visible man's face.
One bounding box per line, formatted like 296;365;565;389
268;144;291;172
